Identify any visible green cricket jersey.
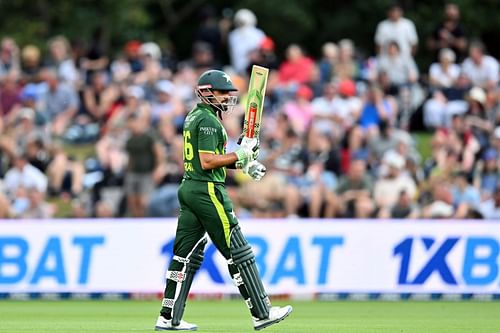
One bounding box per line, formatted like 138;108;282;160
182;103;228;183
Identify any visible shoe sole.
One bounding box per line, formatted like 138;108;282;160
154;326;197;331
254;306;293;331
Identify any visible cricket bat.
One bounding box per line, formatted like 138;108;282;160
242;65;269;140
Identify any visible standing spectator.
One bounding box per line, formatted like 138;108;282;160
79;28;109;84
461;40;499;91
47;36;79;86
374;3;418;57
195;5;224;63
429;48;461;90
124;113;164;217
427;3;467;61
228;8;265;75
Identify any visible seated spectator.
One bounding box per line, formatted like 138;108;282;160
359;83;398;136
46;143;85;198
16;187;54;219
311;82;337;137
461;40;499;91
473;148;499;201
368;120;413;161
451;171;481;218
421;178;455;219
282;85;314;135
47;36;79;86
464;86;494;148
429;48;460;89
4;152;48;199
278;44;314;87
333;157;374;218
377;40;418;95
317;42;338;85
479;183;500;219
331;79;362;131
334;39;359;81
0;37;20;78
82;71;119;123
39;69;80;136
151;80;185;127
373;151;417;212
20;45;42;82
0;72;22;129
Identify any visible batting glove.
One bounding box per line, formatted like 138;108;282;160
234;147;255;169
239;136;259;160
246;160;267;181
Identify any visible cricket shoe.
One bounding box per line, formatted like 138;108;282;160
154;315;197;331
253;305;293;330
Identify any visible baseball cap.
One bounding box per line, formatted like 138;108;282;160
338;79;356;97
468;86;486;106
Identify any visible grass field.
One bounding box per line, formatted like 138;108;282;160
0;300;499;333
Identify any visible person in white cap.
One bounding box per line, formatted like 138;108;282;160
228;8;265;74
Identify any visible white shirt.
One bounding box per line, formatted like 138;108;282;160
375;18;418;57
374;175;417;208
429;63;461;88
331;96;362;128
228;26;265;74
4;163;48;197
461;55;499;88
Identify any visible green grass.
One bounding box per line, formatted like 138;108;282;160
0;300;499;333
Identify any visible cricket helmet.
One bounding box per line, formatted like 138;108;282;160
196;70;238;115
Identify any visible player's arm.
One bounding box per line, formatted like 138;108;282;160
199;152;238;170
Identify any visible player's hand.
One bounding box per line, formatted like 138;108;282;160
246;160;266;181
239;136;259;160
234;146;255;169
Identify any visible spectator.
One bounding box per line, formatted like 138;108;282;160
374;3;418;57
451;171;481;218
47;36;79;86
0;72;22;129
377;41;419;95
331;79;362;131
359;83;398;136
194;5;224;63
124;113;164;217
473;148;499;201
79;27;109;84
4;152;48;199
228;8;265;75
20;45;42;82
282;85;314;135
464;86;493;148
0;37;20;78
461;40;499;91
427;3;467;61
17;187;54;219
479;183;500;219
429;48;460;90
278;44;315;86
334;39;359;81
39;69;80;136
151;80;185;127
317;42;338;85
46;144;85;198
82;71;119;123
333;157;374;218
373;150;417;212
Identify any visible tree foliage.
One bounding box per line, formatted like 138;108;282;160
0;0;497;66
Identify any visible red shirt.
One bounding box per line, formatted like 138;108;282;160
278;56;314;84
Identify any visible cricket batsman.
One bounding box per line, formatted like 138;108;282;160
154;69;293;331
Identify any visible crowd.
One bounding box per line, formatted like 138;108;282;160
0;3;498;220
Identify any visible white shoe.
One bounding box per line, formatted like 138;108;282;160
154;315;198;331
253;305;293;330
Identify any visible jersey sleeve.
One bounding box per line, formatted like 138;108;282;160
197;116;220;154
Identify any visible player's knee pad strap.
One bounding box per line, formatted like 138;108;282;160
230;225;270;319
171;236;207;326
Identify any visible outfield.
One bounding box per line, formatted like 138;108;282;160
0;300;499;332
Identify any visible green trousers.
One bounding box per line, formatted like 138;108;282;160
162;179;256;317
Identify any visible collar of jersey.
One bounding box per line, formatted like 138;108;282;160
197;103;217;115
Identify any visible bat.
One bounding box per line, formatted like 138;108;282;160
242;65;269;140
